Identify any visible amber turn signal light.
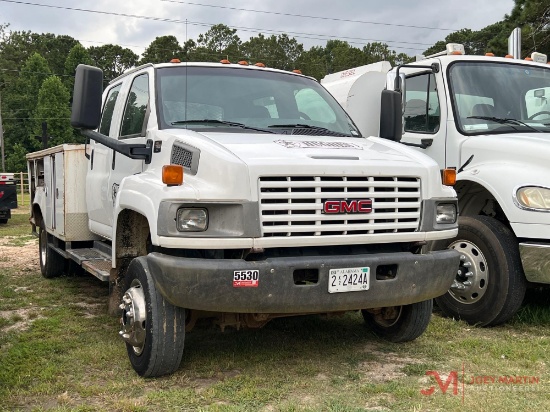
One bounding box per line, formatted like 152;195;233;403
442;168;456;186
162;165;184;186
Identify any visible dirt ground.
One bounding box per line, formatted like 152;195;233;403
0;237;38;270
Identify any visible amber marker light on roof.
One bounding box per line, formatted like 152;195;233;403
220;59;231;64
170;58;181;63
450;51;463;55
505;54;514;58
442;168;457;186
485;53;495;57
162;165;184;186
292;69;302;74
255;62;266;67
525;57;533;61
238;60;249;66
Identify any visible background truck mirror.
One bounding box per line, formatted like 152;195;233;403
71;64;103;130
379;90;403;142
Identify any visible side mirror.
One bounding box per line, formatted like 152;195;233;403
379;90;403;142
71;64;103;130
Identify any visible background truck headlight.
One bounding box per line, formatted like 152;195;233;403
176;208;208;231
516;186;550;211
436;204;457;224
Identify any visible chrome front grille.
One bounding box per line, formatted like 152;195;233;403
259;176;421;237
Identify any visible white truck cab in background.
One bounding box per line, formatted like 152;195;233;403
27;61;460;377
322;41;550;327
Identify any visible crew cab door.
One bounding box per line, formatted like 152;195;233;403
86;72;149;238
399;70;447;168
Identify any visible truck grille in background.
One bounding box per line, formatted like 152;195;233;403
171;144;193;169
259;176;421;237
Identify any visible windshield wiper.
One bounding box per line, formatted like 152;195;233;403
267;123;353;137
467;116;542;133
171;119;276;134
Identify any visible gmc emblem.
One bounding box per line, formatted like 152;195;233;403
323;199;373;214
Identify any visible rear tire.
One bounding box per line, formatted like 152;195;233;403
362;300;433;342
433;216;526;326
0;218;8;224
119;257;186;377
39;221;65;278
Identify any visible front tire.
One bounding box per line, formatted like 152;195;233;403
39;221;65;278
119;257;186;377
433;216;526;326
362;300;433;342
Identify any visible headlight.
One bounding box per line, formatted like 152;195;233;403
176;208;208;231
436;203;457;224
516;186;550;211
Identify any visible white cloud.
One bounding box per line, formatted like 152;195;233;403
0;0;515;56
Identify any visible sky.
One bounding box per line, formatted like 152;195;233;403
0;0;516;58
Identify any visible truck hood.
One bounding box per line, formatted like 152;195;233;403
461;132;550;167
166;129;429;168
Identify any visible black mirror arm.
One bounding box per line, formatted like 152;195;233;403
394;63;440;92
80;129;153;164
401;139;433;149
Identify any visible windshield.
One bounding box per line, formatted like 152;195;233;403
448;61;550;135
156;66;360;137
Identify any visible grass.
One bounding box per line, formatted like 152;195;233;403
1;215;549;411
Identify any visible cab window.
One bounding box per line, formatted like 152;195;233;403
404;73;440;133
99;84;122;136
120;74;149;138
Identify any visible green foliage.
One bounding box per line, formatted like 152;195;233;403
241;33;304;70
2;52;50;171
423;0;549;57
64;43;93;92
35;76;75;147
196;24;242;61
139;35;183;64
88;44;138;82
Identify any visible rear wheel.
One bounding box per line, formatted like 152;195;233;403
362;300;433;342
39;221;65;278
0;218;8;224
433;216;526;326
119;257;186;377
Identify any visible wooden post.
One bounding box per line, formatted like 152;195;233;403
20;171;24;206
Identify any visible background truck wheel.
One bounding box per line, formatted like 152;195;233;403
39;222;65;278
0;218;7;224
433;215;526;326
119;257;186;378
361;300;433;342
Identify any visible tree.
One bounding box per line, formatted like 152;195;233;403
34;76;74;147
140;35;183;64
241;33;304;70
2;52;51;171
508;0;550;56
88;44;138;82
324;40;365;74
196;24;241;61
64;43;93;92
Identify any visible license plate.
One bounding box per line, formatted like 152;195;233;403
328;267;370;293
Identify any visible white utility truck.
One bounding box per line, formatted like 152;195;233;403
322;42;550;327
27;61;459;377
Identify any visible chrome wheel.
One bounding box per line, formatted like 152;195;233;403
119;279;147;355
448;240;488;304
39;228;47;267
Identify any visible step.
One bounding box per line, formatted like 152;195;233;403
66;247;111;282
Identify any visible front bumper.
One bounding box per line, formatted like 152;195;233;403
146;249;460;313
519;242;550;284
